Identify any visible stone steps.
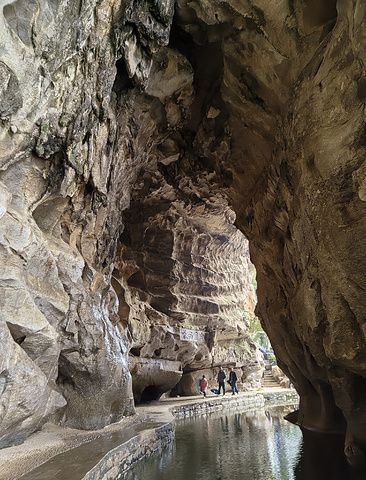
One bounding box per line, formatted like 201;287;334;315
262;370;281;388
262;381;280;388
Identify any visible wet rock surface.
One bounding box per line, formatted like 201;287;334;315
0;0;365;467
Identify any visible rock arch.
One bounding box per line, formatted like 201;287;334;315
0;0;365;468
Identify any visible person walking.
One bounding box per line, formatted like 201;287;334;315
229;367;239;395
217;366;227;395
199;375;208;398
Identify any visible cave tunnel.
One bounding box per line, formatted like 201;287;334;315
0;0;365;476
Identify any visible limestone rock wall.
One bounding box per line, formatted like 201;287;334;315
173;0;366;465
0;0;365;467
115;172;258;401
0;0;177;445
0;0;258;447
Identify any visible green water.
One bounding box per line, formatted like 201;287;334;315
121;405;302;480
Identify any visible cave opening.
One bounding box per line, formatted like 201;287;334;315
0;0;364;474
140;385;163;403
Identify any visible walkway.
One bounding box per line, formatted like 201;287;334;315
0;387;298;480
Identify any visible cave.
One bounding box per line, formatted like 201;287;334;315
0;0;365;472
140;385;164;403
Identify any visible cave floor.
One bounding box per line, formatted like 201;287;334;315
0;386;294;480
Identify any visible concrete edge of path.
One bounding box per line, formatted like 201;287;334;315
0;388;299;480
83;388;299;480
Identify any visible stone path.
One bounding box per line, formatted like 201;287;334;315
0;387;298;480
262;369;282;388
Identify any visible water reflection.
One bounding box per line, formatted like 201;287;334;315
120;405;302;480
294;428;365;480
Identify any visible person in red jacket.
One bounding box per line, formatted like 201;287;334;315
199;375;208;398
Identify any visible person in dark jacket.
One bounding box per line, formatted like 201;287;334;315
229;367;239;395
217;366;227;395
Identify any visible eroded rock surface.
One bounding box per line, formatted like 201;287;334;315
0;0;257;447
116;172;259;401
173;0;366;464
0;0;365;467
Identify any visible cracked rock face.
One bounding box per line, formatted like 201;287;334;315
0;0;365;467
0;0;257;447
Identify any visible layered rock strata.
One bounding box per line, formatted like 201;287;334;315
0;0;258;447
116;173;259;401
0;0;365;468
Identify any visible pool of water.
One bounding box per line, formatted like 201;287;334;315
120;405;302;480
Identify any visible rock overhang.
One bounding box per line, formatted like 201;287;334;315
0;0;365;468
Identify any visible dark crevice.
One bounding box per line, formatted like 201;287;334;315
168;19;196;60
127;270;145;289
112;57;135;95
130;347;141;357
302;0;337;30
140;385;163;403
57;369;76;388
6;322;27;347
